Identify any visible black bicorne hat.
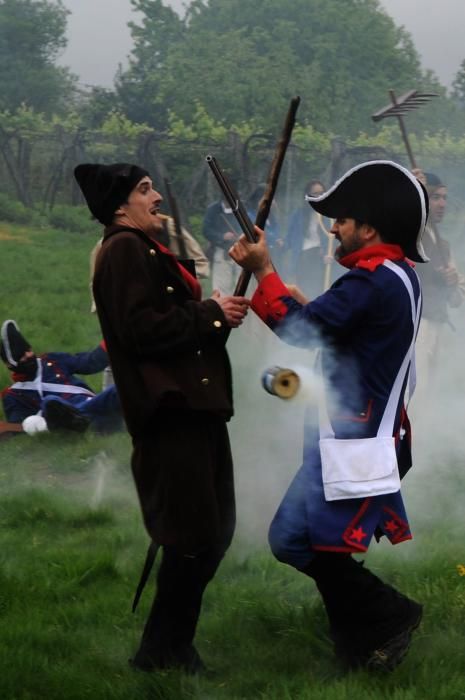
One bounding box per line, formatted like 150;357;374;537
74;163;150;226
306;160;429;262
0;320;31;367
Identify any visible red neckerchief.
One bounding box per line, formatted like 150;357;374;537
152;239;202;301
339;244;413;272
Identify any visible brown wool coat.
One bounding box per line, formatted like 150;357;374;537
92;225;235;546
93;226;233;437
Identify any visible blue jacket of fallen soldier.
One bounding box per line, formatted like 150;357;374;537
1;331;121;434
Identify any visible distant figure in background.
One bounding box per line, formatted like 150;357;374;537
414;171;465;378
1;320;121;435
283;180;338;299
202;191;241;294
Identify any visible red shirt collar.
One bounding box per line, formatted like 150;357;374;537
338;244;413;272
153;239;202;301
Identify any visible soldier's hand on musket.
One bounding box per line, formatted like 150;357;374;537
412;168;427;187
229;226;273;281
211;290;250;327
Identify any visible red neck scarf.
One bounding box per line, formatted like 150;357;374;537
153;239;202;300
338;244;412;272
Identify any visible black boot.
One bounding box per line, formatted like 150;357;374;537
302;553;422;671
131;545;225;673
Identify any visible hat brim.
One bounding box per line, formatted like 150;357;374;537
306;160;429;263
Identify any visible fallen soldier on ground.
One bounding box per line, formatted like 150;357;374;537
1;320;122;436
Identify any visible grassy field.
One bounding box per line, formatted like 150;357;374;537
0;221;464;699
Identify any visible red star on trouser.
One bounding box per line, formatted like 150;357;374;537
349;526;367;543
384;519;399;534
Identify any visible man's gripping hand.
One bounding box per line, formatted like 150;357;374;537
211;291;250;328
229;226;274;281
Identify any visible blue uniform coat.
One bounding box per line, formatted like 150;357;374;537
252;244;420;565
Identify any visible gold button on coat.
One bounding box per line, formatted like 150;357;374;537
213;320;222;328
149;249;156;256
201;378;210;385
166;286;174;293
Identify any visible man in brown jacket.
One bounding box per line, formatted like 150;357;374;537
74;162;249;673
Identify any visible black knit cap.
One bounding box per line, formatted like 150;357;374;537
0;320;31;367
306;160;429;262
74;163;150;226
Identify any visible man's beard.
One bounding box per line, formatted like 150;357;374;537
335;234;363;260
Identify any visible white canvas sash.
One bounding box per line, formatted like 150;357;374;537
318;261;421;500
11;359;95;399
319;261;420;439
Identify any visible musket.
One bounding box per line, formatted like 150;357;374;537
205;155;257;244
235;95;300;296
206;95;301;296
163;178;189;260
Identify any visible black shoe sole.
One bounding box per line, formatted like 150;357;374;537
365;604;423;672
129;646;206;675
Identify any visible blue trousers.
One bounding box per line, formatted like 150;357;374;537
42;385;122;432
268;443;410;570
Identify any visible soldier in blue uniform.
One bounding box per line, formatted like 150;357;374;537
230;161;428;671
1;320;121;434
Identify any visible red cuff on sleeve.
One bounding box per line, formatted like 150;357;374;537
100;339;107;352
251;272;291;323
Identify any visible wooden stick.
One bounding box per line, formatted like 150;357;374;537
233;96;301;296
0;420;23;438
389;90;417;169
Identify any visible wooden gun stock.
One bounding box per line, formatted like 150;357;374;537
235;96;300;296
0;420;23;438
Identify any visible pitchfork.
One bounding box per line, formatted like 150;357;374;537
371;89;437;169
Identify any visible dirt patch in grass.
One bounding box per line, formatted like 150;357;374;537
0;224;30;242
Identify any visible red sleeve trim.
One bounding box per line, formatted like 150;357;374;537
251;272;291;323
100;339;107;352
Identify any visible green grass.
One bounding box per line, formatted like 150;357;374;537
0;221;464;699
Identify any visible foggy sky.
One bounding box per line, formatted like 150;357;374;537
59;0;465;90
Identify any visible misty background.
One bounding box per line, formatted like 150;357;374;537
1;0;464;548
58;0;465;89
